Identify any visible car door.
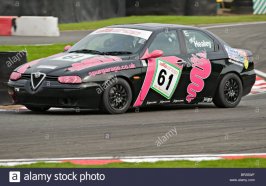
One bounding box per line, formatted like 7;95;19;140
136;29;190;106
178;28;225;103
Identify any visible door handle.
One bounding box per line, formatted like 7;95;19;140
176;59;187;65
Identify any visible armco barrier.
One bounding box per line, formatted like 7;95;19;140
0;16;17;36
12;16;60;36
0;51;27;105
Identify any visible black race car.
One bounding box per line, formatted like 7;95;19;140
8;23;256;114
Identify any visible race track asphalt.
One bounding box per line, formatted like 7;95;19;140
0;94;265;159
0;23;265;159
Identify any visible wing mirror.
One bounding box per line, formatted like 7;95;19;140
64;45;72;51
141;50;163;60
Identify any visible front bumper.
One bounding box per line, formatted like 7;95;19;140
8;79;102;109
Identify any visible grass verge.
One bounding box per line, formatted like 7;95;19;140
1;158;265;168
0;44;71;62
59;15;266;31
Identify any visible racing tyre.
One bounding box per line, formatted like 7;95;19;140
213;73;243;108
102;78;132;114
25;105;51;112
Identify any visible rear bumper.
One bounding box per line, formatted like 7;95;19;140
8;80;102;109
242;70;256;96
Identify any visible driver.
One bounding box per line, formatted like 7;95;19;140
104;34;135;52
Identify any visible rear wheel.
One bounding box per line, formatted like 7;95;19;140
25;105;50;112
102;78;132;114
213;73;243;108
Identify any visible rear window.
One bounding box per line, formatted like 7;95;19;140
182;29;215;53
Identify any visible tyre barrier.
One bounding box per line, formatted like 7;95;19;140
0;51;27;105
232;0;254;14
126;0;186;15
0;16;17;36
126;0;217;16
0;16;60;36
185;0;217;15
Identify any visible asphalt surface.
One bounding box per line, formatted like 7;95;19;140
0;94;265;159
0;23;266;159
0;30;89;45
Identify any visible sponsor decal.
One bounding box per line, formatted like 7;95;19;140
91;28;152;40
52;53;95;62
146;101;157;105
151;59;182;99
172;99;184;103
228;59;243;67
224;45;249;69
202;97;213;103
68;56;122;71
141;60;147;67
159;100;171;104
186;51;212;103
37;65;57;69
89;63;136;76
189;36;212;49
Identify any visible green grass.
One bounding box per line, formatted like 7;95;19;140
59;15;266;31
0;44;72;62
1;158;265;168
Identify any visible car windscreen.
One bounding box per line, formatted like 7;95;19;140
69;28;153;55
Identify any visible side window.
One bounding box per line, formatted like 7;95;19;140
182;29;215;53
148;30;180;56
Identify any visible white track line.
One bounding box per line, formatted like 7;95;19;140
0;153;266;165
255;69;266;79
202;21;266;29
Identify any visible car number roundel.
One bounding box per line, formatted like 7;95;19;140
151;59;182;99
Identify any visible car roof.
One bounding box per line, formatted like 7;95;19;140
108;23;198;31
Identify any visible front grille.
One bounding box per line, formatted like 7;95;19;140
21;74;58;81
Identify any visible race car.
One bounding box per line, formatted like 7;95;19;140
8;23;256;114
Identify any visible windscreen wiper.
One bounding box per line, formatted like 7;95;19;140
103;51;133;55
69;49;104;55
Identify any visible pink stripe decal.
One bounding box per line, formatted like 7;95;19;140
17;59;40;74
134;58;157;107
186;51;212;103
134;52;183;107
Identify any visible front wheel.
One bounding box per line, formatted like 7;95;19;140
101;78;132;114
25;105;51;112
213;73;243;108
